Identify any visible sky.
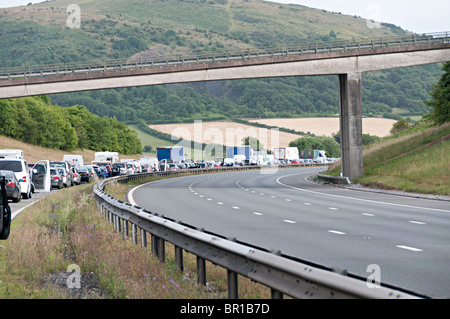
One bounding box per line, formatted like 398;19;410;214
0;0;449;34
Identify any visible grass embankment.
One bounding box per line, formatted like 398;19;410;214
327;122;450;195
0;179;270;299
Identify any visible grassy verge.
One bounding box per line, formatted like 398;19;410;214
0;180;270;299
327;122;450;195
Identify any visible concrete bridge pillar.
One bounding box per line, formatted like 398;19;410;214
338;72;363;180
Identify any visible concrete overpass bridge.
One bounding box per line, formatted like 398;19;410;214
1;32;449;179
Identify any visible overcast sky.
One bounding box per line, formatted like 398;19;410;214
1;0;449;34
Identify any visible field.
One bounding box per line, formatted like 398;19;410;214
248;117;397;138
149;120;302;150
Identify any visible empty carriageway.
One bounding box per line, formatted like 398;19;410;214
1;32;449;179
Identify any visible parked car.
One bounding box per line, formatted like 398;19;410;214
0;159;32;199
50;168;63;189
0;170;21;203
50;161;73;186
84;165;97;181
77;166;91;183
113;163;129;176
57;168;70;187
71;167;81;185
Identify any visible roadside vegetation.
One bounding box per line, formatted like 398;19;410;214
327;121;450;195
0;181;270;299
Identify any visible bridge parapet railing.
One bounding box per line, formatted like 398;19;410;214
93;165;428;299
1;31;448;81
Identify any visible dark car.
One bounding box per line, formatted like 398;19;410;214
1;176;12;240
77;166;91;183
0;170;21;203
50;168;63;189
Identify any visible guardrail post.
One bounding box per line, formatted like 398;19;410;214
116;216;121;233
197;256;206;285
175;246;184;272
151;234;158;255
271;289;283;299
158;238;165;262
131;223;138;244
227;270;238;299
140;228;147;248
123;220;129;238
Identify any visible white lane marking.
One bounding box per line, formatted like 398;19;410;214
199;195;204;198
232;206;240;210
329;207;338;210
285;199;292;202
253;212;263;216
362;213;375;216
328;230;346;235
276;174;450;213
207;198;212;201
217;202;224;205
409;220;426;225
304;203;312;206
396;245;423;252
283;220;296;224
270;195;276;198
260;193;264;195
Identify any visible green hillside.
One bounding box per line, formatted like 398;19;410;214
327;122;450;195
0;0;443;123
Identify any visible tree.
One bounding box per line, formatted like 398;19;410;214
390;119;411;135
242;136;263;151
425;62;450;125
289;136;340;158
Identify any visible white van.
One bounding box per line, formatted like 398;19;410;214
63;155;84;168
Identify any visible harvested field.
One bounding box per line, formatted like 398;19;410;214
149;121;301;148
248;117;397;137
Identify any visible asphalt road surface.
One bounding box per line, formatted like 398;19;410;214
129;166;450;298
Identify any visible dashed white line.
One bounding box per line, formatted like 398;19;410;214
217;202;223;205
328;230;346;235
232;206;240;210
253;212;263;216
329;207;338;210
409;221;426;225
285;199;292;202
396;245;423;252
283;220;296;224
304;203;311;206
362;213;375;216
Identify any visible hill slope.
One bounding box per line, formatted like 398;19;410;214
1;0;406;66
0;0;443;123
328;122;450;196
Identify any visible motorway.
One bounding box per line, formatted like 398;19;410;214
129;166;450;298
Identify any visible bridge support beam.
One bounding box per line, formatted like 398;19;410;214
339;72;363;180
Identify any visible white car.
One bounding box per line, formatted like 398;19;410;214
0;159;32;199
